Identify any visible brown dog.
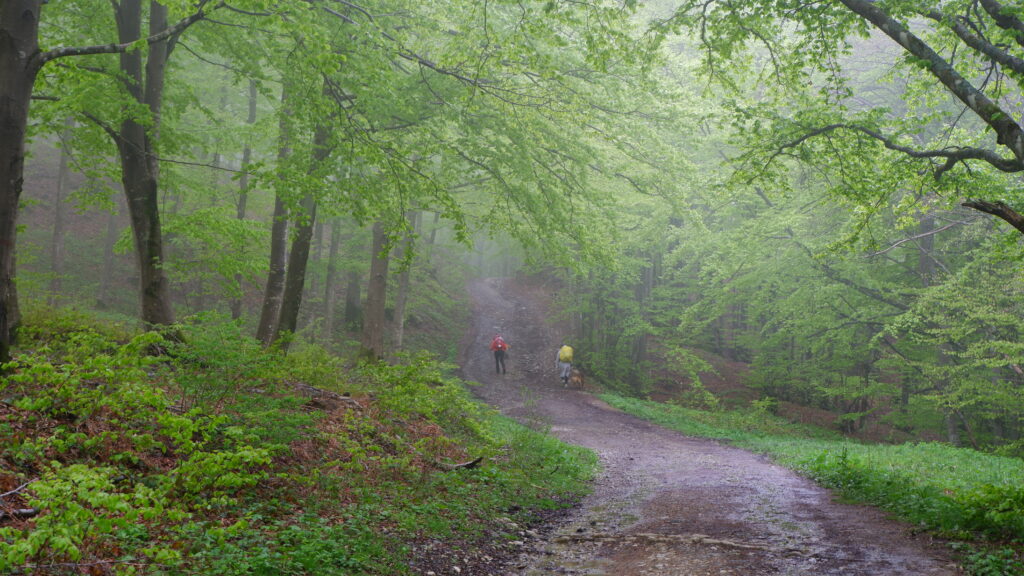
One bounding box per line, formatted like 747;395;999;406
568;367;584;388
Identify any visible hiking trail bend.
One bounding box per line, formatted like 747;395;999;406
458;277;959;576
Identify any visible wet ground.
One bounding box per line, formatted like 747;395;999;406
455;277;961;576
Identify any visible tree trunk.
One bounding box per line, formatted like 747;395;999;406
49;118;74;306
272;124;330;349
361;221;389;360
322;218;341;343
115;0;177;331
230;79;257;320
0;0;43;363
273;193;317;348
256;88;293;345
256;195;288;344
392;212;419;351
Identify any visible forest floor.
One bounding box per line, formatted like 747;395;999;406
454;276;962;576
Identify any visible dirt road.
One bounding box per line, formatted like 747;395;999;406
458;277;959;575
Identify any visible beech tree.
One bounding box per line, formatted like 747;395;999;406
0;0;220;362
665;0;1024;233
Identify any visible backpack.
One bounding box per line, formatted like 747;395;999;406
493;337;507;351
558;345;573;362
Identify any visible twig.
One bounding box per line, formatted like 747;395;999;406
0;479;36;501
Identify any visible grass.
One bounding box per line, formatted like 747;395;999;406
602;393;1024;575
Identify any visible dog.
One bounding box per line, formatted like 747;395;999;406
568;366;585;388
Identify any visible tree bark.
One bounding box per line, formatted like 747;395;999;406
257;194;288;344
361;221;389;360
256;88;293;345
273;192;317;349
49;118;74;306
230;79;257;320
273;125;330;349
0;0;44;363
114;0;177;331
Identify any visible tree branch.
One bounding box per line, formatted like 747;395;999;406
838;0;1024;163
35;1;222;68
978;0;1024;49
774;123;1024;174
961;200;1024;234
865;219;974;258
923;9;1024;78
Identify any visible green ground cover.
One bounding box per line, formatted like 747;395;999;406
0;307;596;574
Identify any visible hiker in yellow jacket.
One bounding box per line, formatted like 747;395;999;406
556;342;573;385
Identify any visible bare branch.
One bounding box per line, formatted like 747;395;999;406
0;508;39;521
0;479;36;500
865;219;974;258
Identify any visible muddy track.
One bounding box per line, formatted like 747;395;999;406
457;277;960;576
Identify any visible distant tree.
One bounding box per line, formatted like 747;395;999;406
361;221;389;360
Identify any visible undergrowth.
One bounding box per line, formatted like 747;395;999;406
602;394;1024;575
0;307;596;575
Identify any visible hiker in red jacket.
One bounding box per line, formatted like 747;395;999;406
489;334;509;374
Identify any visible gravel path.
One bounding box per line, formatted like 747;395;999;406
457;277;960;576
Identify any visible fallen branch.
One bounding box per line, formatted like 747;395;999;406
292;382;363;411
0;479;36;501
0;508;40;521
436;456;484;471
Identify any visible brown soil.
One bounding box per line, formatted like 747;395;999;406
455;277;961;576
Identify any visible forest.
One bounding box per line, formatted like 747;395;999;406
3;0;1024;574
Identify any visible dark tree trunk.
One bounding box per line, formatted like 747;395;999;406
273;193;317;348
361;222;389;360
114;0;177;331
256;89;293;345
273;125;330;349
230;79;257;320
272;121;327;344
49;118;74;306
322;218;341;343
0;0;43;363
256;195;288;344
